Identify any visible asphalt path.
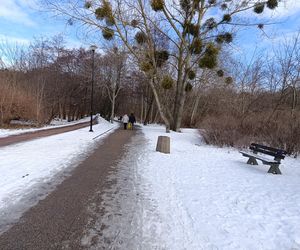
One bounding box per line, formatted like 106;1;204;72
0;120;97;147
0;128;136;249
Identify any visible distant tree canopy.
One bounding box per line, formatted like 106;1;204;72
2;29;300;153
45;0;280;132
0;37;129;125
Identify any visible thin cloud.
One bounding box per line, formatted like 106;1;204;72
65;38;84;49
0;0;36;26
265;0;300;19
0;34;30;45
236;0;300;20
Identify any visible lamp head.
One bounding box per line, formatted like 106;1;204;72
90;45;97;52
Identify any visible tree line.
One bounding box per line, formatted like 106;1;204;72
0;36;130;126
1;32;299;153
1;0;299;153
43;0;282;132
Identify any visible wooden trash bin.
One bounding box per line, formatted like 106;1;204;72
156;136;170;154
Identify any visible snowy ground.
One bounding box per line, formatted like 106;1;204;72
0;117;118;233
140;126;300;249
82;125;300;249
1;121;300;249
0;117;92;138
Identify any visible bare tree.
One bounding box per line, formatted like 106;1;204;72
43;0;281;131
99;48;127;121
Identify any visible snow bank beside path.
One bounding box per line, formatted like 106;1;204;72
141;126;300;249
0;118;118;233
0;117;92;138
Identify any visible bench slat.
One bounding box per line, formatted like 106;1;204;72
239;151;279;165
249;147;285;159
251;143;287;155
250;143;287;159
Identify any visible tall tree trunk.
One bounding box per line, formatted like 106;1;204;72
144;94;154;125
174;89;186;132
190;94;200;126
154;109;159;123
150;78;170;132
291;86;296;117
110;94;115;122
36;79;45;124
150;100;154;123
62;103;66;120
143;96;148;122
140;94;144;124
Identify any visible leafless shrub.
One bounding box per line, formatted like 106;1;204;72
0;74;38;125
201;110;300;154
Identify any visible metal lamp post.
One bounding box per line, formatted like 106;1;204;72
89;45;97;132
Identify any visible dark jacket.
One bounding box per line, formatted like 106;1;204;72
129;114;136;124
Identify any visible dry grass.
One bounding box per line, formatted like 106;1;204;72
200;111;300;154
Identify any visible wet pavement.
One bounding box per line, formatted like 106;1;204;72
80;131;166;249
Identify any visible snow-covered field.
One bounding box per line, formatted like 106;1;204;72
0;117;92;138
0;117;118;232
1;121;300;249
140;126;300;249
81;125;300;249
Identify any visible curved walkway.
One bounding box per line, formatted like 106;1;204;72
0;128;137;249
0;120;96;147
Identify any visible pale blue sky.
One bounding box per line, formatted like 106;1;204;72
0;0;300;59
0;0;83;48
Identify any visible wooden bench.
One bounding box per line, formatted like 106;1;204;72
240;143;287;174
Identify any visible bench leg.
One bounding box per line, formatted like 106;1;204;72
267;164;282;175
247;157;258;165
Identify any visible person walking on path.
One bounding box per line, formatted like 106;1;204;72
128;113;136;130
122;114;129;130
